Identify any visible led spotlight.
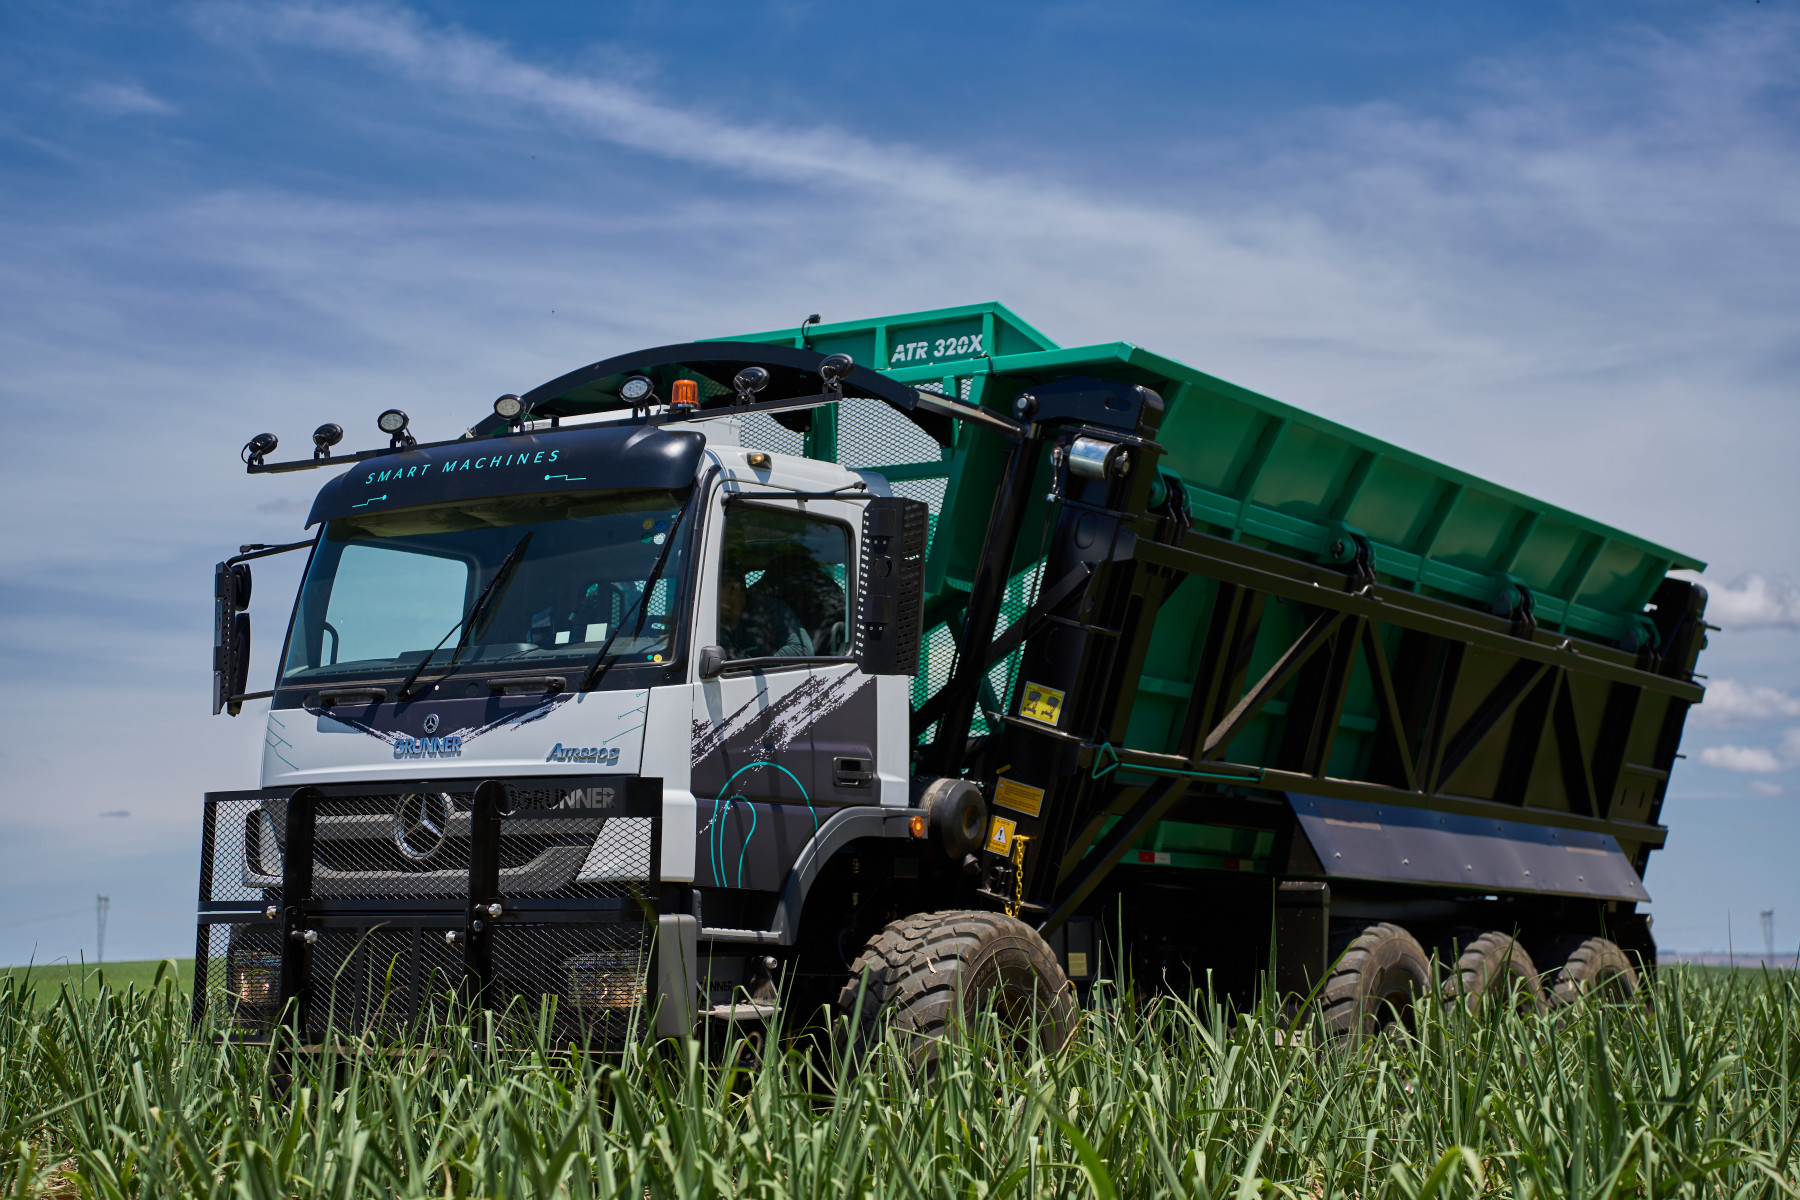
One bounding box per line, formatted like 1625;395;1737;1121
377;408;415;448
732;365;770;402
619;376;654;403
241;432;279;467
312;423;344;460
818;353;855;390
493;394;525;421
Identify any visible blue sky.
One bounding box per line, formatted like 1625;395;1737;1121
1;0;1796;965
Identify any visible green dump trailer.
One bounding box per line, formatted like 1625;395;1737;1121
203;302;1706;1046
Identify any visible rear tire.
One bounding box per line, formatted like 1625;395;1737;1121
1547;936;1640;1007
1322;922;1433;1042
836;910;1077;1063
1442;932;1545;1014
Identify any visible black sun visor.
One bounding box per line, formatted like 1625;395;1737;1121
306;425;704;526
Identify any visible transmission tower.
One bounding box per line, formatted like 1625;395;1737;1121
95;894;110;964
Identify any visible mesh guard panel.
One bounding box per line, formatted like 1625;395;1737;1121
196;921;282;1039
194;778;661;1049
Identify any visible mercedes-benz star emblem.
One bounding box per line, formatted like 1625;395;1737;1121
422;713;440;734
393;793;451;862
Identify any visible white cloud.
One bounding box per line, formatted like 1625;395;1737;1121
76;81;176;117
1698;575;1800;632
161;1;1800;572
1698;744;1785;773
1697;726;1800;775
1694;679;1800;728
1750;780;1783;796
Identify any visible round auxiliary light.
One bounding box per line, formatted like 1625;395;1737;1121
732;365;770;401
377;408;415;448
619;376;654;403
312;423;344;460
241;431;279;467
493;394;525;421
818;352;855;389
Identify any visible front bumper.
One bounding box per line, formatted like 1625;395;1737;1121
193;774;666;1048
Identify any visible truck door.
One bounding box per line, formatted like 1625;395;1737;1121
690;484;879;890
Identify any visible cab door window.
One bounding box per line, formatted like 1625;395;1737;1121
717;505;850;659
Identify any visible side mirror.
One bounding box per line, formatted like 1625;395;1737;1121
697;644;726;680
853;498;929;676
214;561;254;715
210;538;312;715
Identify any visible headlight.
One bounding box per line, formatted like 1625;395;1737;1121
226;949;282;1011
564;952;645;1010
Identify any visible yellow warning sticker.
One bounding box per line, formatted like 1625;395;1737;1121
1019;681;1064;726
1066;951;1089;978
993;778;1045;817
986;815;1016;855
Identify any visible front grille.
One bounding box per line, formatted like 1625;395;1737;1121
257;790;650;899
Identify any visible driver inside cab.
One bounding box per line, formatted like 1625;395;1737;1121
718;573;813;659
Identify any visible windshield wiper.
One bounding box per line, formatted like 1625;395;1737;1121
578;501;691;692
396;531;534;701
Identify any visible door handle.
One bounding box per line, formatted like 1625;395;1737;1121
834;757;874;788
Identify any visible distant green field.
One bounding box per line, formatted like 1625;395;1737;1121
0;959;191;1008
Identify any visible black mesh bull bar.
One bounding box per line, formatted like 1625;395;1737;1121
194;775;663;1047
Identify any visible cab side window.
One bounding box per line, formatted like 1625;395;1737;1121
717;505;850;659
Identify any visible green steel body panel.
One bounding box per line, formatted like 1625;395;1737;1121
722;305;1704;646
713;304;1703;889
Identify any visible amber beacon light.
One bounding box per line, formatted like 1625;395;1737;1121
669;378;700;414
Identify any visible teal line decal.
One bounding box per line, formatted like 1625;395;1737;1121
708;762;817;887
351;495;387;508
264;728;297;771
544;474;587;482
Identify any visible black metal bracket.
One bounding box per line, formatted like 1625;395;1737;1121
275;787;318;1042
463;780;504;1006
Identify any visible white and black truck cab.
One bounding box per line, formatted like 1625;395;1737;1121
199;344;968;1046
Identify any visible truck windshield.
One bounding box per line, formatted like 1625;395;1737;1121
281;488;691;690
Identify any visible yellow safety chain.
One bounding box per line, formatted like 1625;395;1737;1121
1006;834;1031;918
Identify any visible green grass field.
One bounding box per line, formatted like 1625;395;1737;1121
3;965;1797;1198
0;959;192;1009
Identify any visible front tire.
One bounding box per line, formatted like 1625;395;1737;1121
837;910;1077;1062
